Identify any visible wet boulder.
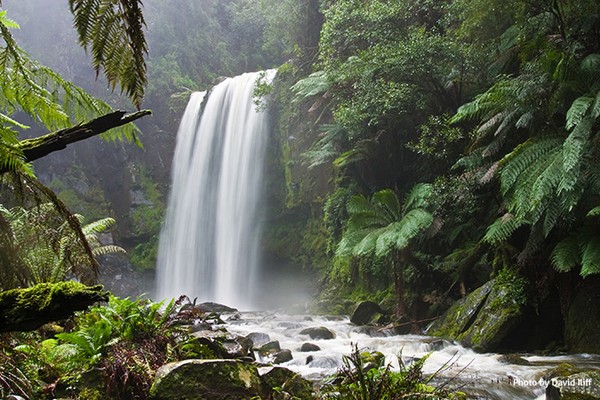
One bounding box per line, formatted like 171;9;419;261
273;349;294;364
299;326;335;340
197;302;238;313
428;277;528;352
149;359;264;400
350;301;386;325
260;367;314;399
257;340;281;356
246;332;271;348
300;342;320;352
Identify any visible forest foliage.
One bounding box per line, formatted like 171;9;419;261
281;0;600;320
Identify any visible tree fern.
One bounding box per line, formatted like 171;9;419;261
484;213;526;244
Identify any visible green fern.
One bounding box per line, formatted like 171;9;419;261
552;228;600;277
291;70;330;102
68;0;148;108
484;213;526;244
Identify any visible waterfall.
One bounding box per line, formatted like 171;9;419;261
156;70;275;309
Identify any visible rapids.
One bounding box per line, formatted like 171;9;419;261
224;311;599;400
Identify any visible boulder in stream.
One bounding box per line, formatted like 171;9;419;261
350;301;386;325
273;349;294;364
299;326;335;340
300;342;321;352
196;302;238;313
260;367;313;399
149;359;263;400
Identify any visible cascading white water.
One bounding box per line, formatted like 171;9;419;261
156;70;275;309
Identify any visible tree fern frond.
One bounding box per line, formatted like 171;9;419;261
68;0;148;108
551;235;580;272
587;206;600;217
402;183;432;214
484;213;526;244
372;189;401;221
499;136;562;195
558;116;593;194
581;236;600;276
333;145;368;168
82;217;116;235
92;244;126;257
291;71;330;102
565;96;593;131
591;89;600;119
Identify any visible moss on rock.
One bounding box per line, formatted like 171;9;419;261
149;359;264;400
0;282;109;332
428;274;528;352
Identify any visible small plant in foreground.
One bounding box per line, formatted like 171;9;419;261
321;344;464;400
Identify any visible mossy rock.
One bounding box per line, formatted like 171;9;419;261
459;283;525;352
427;280;494;338
428;278;527;352
564;284;600;354
149;359;264;400
261;366;314;399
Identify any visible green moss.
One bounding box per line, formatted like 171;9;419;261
0;282;109;332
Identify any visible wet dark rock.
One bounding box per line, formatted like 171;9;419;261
246;332;271;348
350;301;386;325
227;312;242;321
427;279;528;352
258;340;281;355
149;359;263;400
300;326;335;340
300;342;320;352
197;302;238;313
273;349;293;364
260;367;313;399
565;283;600;354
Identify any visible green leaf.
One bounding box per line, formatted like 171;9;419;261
551;235;581;272
0;10;20;29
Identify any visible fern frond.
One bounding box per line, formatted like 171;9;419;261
92;244;126;257
499;136;562;195
82;217;116;235
581;236;600;276
0;22;141;144
565;96;593;131
68;0;148;108
388;209;433;251
484;213;526;244
402;183;432;214
291;71;330;102
559;116;593;194
372;189;402;221
587;206;600;217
